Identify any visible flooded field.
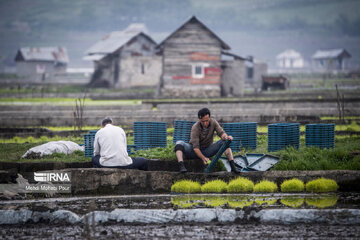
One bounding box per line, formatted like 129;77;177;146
1;193;360;239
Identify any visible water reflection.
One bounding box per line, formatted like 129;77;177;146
306;195;338;208
281;197;304;208
171;194;338;209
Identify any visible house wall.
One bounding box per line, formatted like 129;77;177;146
221;60;245;97
253;62;268;90
91;34;159;88
117;56;162;88
312;57;349;72
16;61;66;81
160;20;223;97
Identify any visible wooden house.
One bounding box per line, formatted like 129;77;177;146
312;48;351;72
156;16;249;98
14;47;68;81
84;23;162;88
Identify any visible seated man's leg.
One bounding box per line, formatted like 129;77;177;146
92;155;102;168
201;140;225;158
174;140;197;172
129;157;148;171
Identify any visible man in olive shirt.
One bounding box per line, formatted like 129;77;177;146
174;108;240;173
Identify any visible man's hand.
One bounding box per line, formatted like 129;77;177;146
202;157;210;165
222;134;233;141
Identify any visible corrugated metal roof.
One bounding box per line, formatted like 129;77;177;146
82;54;105;61
18;47;69;63
312;48;351;59
85;23;155;55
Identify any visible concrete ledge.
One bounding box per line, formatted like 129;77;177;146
0;159;202;175
55;169;360;194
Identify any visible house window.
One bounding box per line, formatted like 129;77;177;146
247;67;254;79
192;64;204;78
141;63;145;74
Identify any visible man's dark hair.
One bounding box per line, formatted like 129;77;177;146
198;108;211;119
101;117;113;126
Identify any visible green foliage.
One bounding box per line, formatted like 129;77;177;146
227;177;254;193
305;178;339;193
201;179;227;193
306;195;338;208
273;136;360;170
280;178;305;192
171;180;201;193
206;159;227;172
131;144;177;161
280;197;305;208
254;180;278;193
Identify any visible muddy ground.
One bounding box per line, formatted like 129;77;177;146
1;222;360;239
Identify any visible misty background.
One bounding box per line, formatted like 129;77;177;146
1;0;360;70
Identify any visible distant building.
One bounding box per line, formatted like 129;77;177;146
156;16;265;97
276;49;304;69
14;47;68;81
312;48;351;72
84;23;161;88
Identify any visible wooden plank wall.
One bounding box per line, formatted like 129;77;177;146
162;21;223;93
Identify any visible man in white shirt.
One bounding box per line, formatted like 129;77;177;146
92;117;148;170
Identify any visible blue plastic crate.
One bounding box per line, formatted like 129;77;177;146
305;124;335;148
133;121;167;150
223;122;257;151
268;123;300;152
173;120;196;144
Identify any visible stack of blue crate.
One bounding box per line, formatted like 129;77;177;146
84;130;98;157
172;120;196;144
305;124;335;148
223;122;257;151
134;122;167;150
268;123;300;152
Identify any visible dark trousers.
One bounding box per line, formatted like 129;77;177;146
92;155;148;171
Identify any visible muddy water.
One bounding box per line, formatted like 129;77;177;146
1;193;360;239
1;193;359;214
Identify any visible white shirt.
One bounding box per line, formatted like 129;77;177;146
93;124;133;167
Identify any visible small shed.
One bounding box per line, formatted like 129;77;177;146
14;47;68;81
84;23;161;88
312;48;351;71
156;16;246;98
276;49;304;69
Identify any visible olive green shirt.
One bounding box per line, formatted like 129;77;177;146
189;118;225;149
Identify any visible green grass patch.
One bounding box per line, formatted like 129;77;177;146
1;133;360;169
305;195;338;208
272;136;360;170
201;179;228;193
305;178;339;193
0;98;141;106
171;180;201;193
254;180;278;193
227;177;254;193
280;178;305;192
280;197;305;208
